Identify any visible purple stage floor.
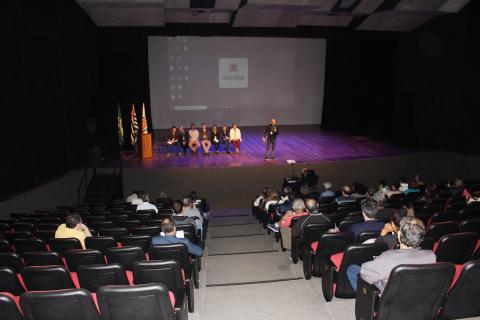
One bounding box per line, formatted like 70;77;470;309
121;126;410;169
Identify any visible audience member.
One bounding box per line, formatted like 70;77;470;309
136;192;159;213
347;217;435;291
171;201;197;231
181;196;203;234
131;191;144;205
349;199;384;238
152;218;203;256
277;199;309;250
374;208;407;249
254;187;271;208
320;181;335;198
291;198;331;239
126;190;139;204
335;186;356;205
55;214;92;249
351;182;368;198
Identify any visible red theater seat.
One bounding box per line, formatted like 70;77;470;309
0;292;23;320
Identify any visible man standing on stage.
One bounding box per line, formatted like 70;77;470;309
264;118;279;160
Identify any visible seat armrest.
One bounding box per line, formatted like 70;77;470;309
355;276;380;320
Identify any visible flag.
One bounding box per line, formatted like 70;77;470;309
117;103;124;146
130;104;138;146
141;102;148;134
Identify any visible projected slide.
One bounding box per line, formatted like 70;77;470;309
148;36;326;129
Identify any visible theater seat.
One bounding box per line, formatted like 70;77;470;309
355;263;455;320
49;238;82;256
121;235;152;253
77;263;129;292
130;226;161;237
0;239;12;253
149;243;198;289
440;260;480;319
321;243;388;301
64;249;105;272
132;260;191;314
21;265;75;291
0;252;24;273
311;232;354;278
435;232;477;264
13;239;48;255
458;218;480;234
20;288;100;320
0;292;23;320
97;283;174;320
23;251;64;267
0;267;25;295
105;246;144;271
85;236;116;254
427;222;458;242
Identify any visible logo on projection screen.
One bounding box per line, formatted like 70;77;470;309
219;58;248;88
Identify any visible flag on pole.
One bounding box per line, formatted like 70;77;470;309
130;104;138;146
141;102;148;134
117;103;124;146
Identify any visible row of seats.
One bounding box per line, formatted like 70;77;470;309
1;283;177;320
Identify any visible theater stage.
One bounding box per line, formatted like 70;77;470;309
121;125;409;169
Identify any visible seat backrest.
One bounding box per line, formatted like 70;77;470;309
121;235;152;253
21;265;74;291
436;232;477;264
0;293;23;320
106;246;144;271
37;222;60;230
49;238;82;255
336;243;389;298
34;230;55;243
427;221;458;241
338;219;359;232
3;231;33;242
356;231;380;244
0;267;25;295
0;252;24;273
13;238;48;255
458;207;480;221
419;236;435;250
85;236;116;254
429;210;459;224
130;226;161;237
13;222;36;233
130;213;153;222
23;251;63;267
117;220;142;229
20;288;100;320
377;263;455;320
98;228;129;241
0;239;12;253
64;249;105;272
317;232;355;257
77;263;129;292
301;223;334;245
132;260;184;295
97;283;174;320
148;244;190;270
89;221;115;229
441;259;480;319
458;218;480;234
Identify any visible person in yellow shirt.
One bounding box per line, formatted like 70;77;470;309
55;214;92;249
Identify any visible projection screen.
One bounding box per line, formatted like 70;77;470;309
148;36;326;129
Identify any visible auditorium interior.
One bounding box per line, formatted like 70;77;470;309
1;0;480;319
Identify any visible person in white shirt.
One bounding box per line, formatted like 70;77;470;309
136;193;158;213
126;191;139;204
229;123;242;154
188;123;200;153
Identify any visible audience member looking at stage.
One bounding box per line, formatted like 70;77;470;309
347;217;435;292
291;198;331;239
277;199;309;250
349;199;384;238
229;123;242;154
152;218;203;257
254;187;271;208
373;208;407;249
126;190;139;204
264;190;281;211
335;185;356;205
55;214;92;249
171;201;197;231
320;181;335;198
157;191;173;207
188;123;200;153
200;123;211;154
136;192;159;213
181;196;203;234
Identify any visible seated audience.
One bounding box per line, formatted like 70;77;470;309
264;191;281;212
136;192;159;213
171;201;197;230
55;214;92;249
300;168;317;188
351;182;368;199
320;181;335;198
291;198;331;239
349;199;385;238
157;191;173;207
152;218;203;257
347;217;435;291
335;185;356;205
126;190;139;204
254;187;271;208
374;208;407;249
181;197;203;234
277;199;309;250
